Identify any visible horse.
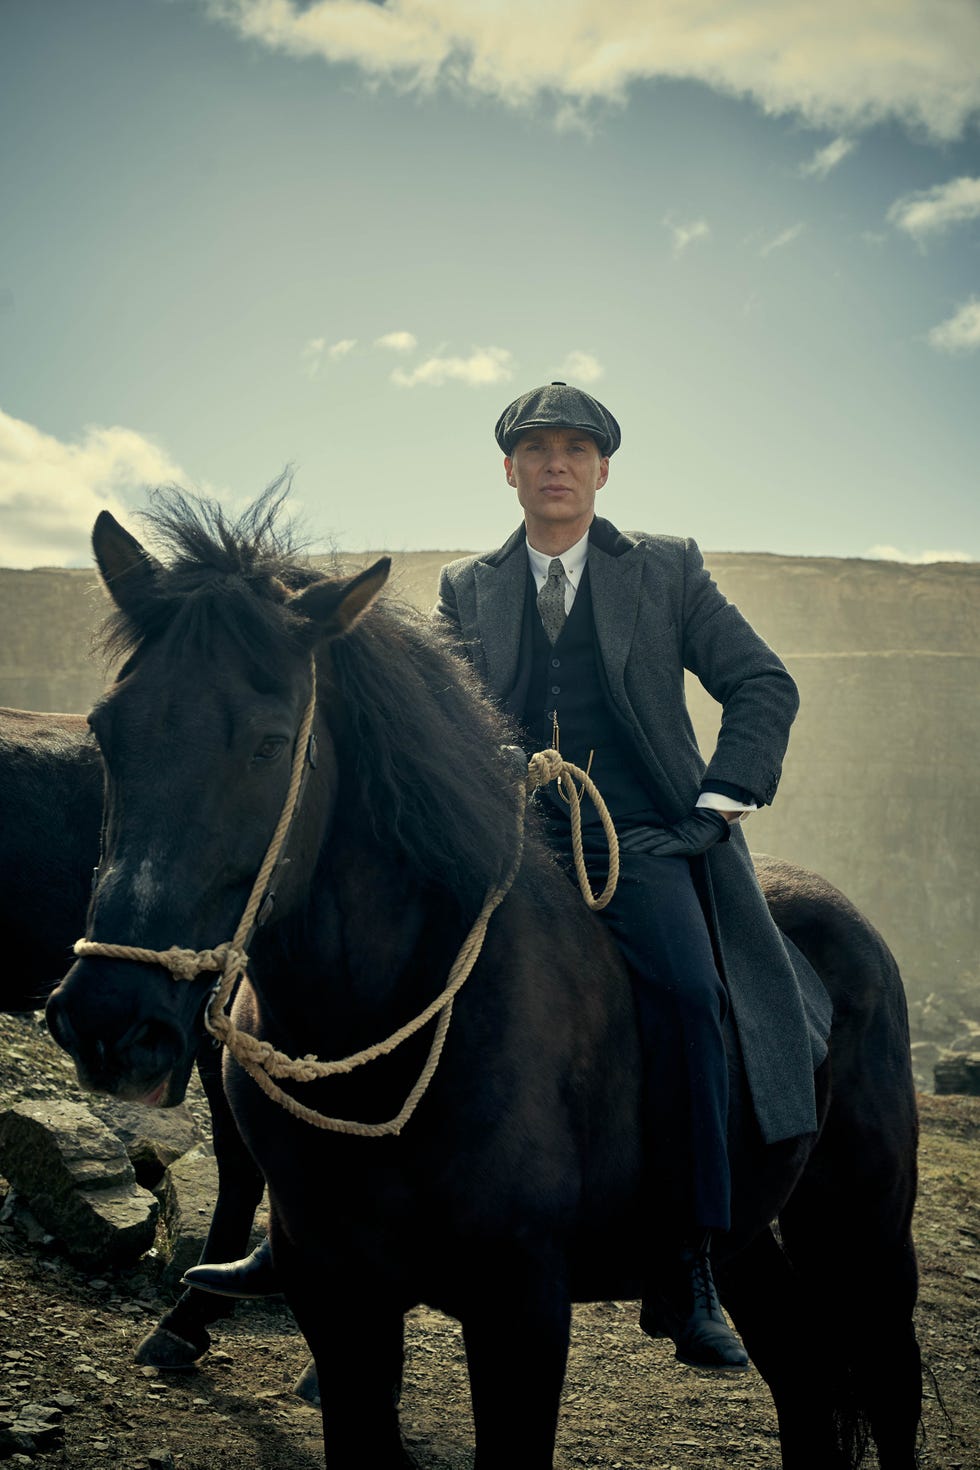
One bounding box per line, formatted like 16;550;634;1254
0;705;267;1368
46;491;921;1470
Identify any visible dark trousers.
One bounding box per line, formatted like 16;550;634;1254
554;824;732;1233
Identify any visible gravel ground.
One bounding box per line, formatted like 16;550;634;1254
1;1011;978;1469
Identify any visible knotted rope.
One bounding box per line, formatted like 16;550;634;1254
74;675;619;1136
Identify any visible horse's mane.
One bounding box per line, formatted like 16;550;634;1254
100;485;531;909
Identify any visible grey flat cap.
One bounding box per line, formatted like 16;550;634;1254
494;381;621;457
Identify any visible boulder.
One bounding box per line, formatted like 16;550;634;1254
0;1100;158;1268
86;1095;201;1186
158;1145;220;1285
934;1052;980;1097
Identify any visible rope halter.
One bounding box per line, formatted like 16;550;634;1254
73;661;619;1137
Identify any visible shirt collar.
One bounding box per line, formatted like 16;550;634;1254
525;526;591;587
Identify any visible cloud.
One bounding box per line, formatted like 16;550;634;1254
328;337;357;358
557;350;604;385
928;297;980;354
0;407;189;569
391;346;514;388
203;0;980;141
302;336;326;378
760;222;805;256
375;330;418;352
799;135;855;178
865;544;975;564
887;176;980;240
665;216;710;257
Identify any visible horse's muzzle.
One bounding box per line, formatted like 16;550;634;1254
46;961;193;1106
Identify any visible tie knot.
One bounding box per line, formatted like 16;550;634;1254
548;558;565;580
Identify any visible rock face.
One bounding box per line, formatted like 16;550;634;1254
2;551;978;1051
935;1053;980;1097
0;1099;158;1267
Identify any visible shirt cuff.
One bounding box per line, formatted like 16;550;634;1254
696;791;758;814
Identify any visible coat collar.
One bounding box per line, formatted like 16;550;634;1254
473;516;646;699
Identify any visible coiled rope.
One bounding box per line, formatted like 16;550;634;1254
74;663;619;1136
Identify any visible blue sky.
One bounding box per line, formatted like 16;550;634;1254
1;0;978;567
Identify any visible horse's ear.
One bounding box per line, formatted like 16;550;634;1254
92;511;162;615
292;557;391;639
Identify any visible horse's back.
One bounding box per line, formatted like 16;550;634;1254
0;708;103;1009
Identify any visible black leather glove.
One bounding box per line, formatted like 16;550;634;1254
618;807;733;858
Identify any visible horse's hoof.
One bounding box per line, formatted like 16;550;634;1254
134;1325;210;1368
292;1358;321;1407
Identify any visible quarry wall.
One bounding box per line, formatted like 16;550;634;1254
1;550;977;1006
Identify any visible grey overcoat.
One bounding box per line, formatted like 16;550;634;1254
435;515;832;1145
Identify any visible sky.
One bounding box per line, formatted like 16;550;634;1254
1;0;978;569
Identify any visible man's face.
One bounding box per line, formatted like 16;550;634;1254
505;427;609;537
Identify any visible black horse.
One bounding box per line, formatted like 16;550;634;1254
0;705;266;1367
47;493;921;1470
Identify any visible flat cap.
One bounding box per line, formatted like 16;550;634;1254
494;382;621;457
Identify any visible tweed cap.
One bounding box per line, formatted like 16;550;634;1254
494;381;621;457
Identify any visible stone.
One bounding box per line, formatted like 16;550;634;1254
157;1146;219;1285
86;1097;201;1187
0;1101;158;1268
934;1052;980;1097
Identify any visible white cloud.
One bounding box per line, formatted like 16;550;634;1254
391;346;514;388
302;336;326;378
928;298;980;354
204;0;980;141
865;544;975;564
760;222;805;256
887;176;980;240
328;337;358;358
665;216;710;257
558;350;604;385
799;135;855;178
0;407;189;569
375;330;418;352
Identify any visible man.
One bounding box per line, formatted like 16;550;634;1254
434;382;832;1370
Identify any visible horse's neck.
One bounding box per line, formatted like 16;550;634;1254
253;830;464;1054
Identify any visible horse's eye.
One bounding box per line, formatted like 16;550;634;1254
253;737;287;763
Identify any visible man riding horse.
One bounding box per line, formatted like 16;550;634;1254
431;383;832;1369
189;382;832;1372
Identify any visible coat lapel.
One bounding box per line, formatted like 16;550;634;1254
473;525;529;699
587;524;646;702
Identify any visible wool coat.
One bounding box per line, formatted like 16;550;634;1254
435;515;833;1145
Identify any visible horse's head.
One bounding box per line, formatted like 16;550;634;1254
46;494;389;1106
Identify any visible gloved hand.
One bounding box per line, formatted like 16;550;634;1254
618;807;732;858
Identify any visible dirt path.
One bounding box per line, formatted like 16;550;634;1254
2;1012;978;1468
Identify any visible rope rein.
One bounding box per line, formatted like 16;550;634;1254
74;662;619;1137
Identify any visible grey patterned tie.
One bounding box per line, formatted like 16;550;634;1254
537;557;567;645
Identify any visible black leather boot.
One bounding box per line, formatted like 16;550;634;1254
639;1232;748;1370
182;1238;281;1299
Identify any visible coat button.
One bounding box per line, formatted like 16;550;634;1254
551;658;560;668
551;685;560;695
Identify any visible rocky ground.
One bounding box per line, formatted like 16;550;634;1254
1;1010;979;1469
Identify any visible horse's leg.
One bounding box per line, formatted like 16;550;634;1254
461;1243;570;1470
718;1227;852;1469
274;1227;409;1469
777;1092;921;1470
136;1040;267;1367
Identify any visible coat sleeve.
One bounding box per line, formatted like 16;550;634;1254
680;539;799;807
432;564;471;664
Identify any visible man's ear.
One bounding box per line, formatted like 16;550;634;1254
504;455;516;487
597;456;610;491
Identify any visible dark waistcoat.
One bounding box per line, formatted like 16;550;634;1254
520;566;665;827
